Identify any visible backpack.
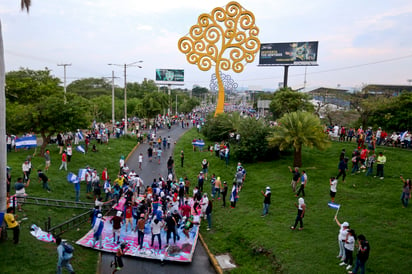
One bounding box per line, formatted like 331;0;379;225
62;241;74;259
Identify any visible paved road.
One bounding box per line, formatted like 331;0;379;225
99;124;215;274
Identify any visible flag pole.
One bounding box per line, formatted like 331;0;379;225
334;206;340;220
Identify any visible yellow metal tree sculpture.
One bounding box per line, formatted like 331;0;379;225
178;1;260;116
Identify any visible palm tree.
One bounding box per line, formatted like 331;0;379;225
0;0;31;227
267;111;330;167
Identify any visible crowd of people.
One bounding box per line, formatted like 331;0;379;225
326;124;412;150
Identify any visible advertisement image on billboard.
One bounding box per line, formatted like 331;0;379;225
259;41;318;66
155;69;184;85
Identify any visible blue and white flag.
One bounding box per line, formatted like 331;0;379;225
400;131;408;141
67;172;79;184
328;202;340;210
78;169;87;181
192;140;205;147
76;145;85;154
15;135;37;149
76;131;84;140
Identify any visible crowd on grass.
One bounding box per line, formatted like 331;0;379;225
326;124;412;149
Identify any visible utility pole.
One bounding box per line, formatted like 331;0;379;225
108;61;143;135
57;63;72;104
111;71;117;133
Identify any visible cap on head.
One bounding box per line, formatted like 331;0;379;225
97;213;103;218
266;186;270;190
342;222;349;227
116;211;122;217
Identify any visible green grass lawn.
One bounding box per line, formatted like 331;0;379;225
2;130;411;273
174;129;412;273
0;136;138;274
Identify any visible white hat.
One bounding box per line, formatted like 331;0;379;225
97;213;103;218
342;222;349;227
116;211;122;217
266;186;270;190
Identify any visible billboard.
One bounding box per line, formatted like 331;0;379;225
155;69;184;85
259;41;318;66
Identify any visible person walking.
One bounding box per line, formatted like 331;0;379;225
151;218;164;250
138;153;143;170
205;199;213;230
56;237;75;274
180;150;184;168
230;182;238;208
334;216;350;261
136;213;147;249
290;197;306;230
261;186;271;217
288;166;300;193
221;181;228;207
92;213;105;249
201;159;209;180
400;175;411;208
336;157;348;183
59;151;68;171
111;242;128;274
296;170;307;197
37;169;51;192
44;149;51;172
330;177;338;203
348;234;370;274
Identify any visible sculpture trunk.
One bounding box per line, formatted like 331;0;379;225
214;64;224;116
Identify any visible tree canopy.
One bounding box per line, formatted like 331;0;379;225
6;68;62;104
267;111;329;167
269;88;314;120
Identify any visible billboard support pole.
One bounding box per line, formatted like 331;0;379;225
283;65;289;89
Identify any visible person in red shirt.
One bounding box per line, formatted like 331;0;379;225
59;151;67;171
180;200;191;218
110;211;123;244
102;168;108;182
124;203;133;232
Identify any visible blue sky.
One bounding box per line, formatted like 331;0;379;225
1;0;412;90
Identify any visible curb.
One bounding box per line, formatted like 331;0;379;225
199;233;223;274
125;142;140;162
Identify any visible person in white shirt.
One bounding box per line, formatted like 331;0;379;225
340;229;356;270
330;177;338;203
150;218;164;250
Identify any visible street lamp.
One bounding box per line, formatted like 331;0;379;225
108;61;143;135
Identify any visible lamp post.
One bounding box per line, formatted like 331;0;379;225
108;61;143;135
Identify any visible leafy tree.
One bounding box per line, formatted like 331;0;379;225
6;68;62;103
367;92;412;131
67;77;112;99
233;117;274;163
7;93;91;154
191;86;209;98
269;88;314;120
203;113;234;141
136;92;168;119
178;96;200;113
267;111;329;167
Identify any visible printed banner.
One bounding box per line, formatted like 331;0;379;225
76;198;200;262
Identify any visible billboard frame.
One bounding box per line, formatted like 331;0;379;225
258;41;319;67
